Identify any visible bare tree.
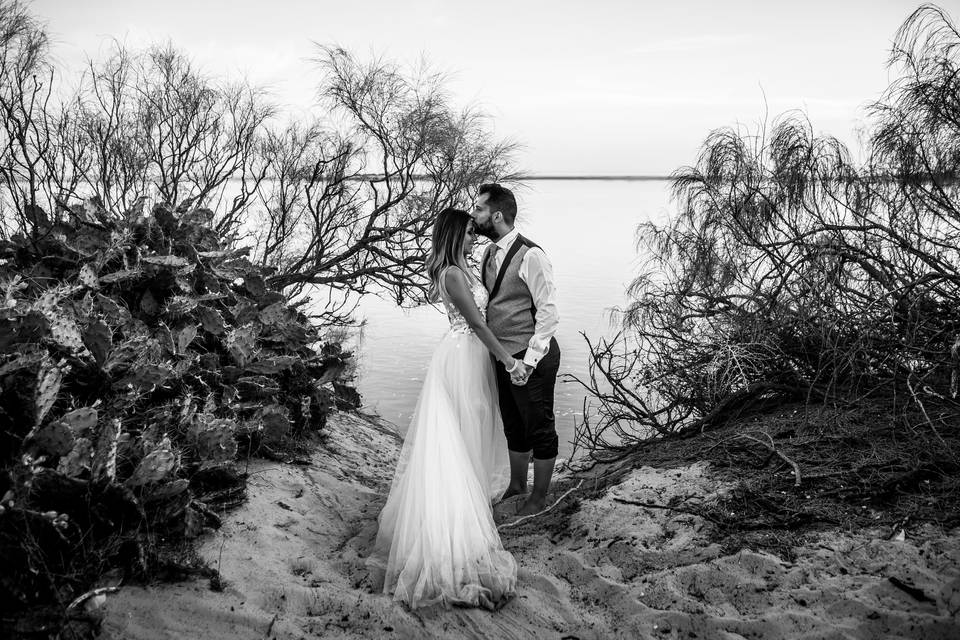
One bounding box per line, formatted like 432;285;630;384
131;45;274;226
572;4;960;463
0;0;53;233
0;2;517;318
65;43;275;221
256;47;518;307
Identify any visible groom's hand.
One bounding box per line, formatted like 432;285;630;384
510;363;534;386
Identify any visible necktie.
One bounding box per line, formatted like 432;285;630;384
485;244;499;289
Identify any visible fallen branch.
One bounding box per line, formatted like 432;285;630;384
66;586;120;613
497;480;583;531
907;376;950;450
612;496;722;523
736;433;802;487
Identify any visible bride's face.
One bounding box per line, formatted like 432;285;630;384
463;220;477;255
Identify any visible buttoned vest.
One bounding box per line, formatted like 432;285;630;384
481;235;542;355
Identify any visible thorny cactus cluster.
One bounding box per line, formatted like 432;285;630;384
0;199;355;618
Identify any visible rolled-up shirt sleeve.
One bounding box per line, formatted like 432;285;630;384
518;248;559;367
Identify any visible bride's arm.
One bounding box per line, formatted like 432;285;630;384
443;267;521;371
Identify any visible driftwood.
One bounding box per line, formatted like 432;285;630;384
497;480;584;531
734;434;802;487
612;496;722;524
65;586;121;613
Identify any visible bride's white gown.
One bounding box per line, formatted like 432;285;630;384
367;269;517;609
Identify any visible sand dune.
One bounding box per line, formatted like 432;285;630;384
100;411;960;639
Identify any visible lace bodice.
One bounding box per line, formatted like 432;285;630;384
439;268;488;335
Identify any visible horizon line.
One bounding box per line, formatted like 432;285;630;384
515;174;672;181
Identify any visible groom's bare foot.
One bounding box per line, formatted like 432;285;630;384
516;495;547;516
500;484;527;501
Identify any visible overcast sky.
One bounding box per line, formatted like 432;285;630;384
30;0;924;175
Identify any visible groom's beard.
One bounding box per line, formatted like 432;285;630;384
475;220;498;240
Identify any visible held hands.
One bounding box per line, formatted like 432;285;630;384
507;358;534;386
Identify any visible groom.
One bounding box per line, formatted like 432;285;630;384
471;183;561;517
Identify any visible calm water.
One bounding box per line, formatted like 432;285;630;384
353;179;676;457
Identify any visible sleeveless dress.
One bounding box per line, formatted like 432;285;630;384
366;267;517;610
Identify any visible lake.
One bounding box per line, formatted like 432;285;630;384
352;179;677;457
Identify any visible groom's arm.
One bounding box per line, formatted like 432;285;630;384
519;248;559;370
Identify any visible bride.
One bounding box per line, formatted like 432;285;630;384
366;207;521;610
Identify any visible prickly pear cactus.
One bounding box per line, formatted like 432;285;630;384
140;289;160;315
245;355;299;375
82;320;112;365
225;324;259;367
258;302;288;326
165;295;199;318
127;437;178;487
48;314;85;351
79;263;99;289
197;306;226;335
58;407;98;435
155;324;175;354
29;419;76;457
178;394;198;428
260;404;291;443
195;419;239;462
56;437;94;478
95;294;131;325
230;300;259;325
0;198;357;614
92;418;121;481
35;358;63;425
175;324;198;354
244;360;278;375
142;255;190;268
34;286;70;314
233;375;279;400
98;268;142;285
243;274;266;299
120;364;173;390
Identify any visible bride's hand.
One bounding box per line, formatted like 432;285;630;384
506;358;529;386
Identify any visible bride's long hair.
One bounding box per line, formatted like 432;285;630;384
426;207;474;302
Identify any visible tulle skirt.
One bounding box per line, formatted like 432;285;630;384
367;330;517;609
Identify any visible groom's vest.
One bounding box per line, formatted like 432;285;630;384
481;235;542;355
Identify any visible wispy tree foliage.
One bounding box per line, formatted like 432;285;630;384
0;4;516;317
255;47;517;306
574;4;960;461
0;0;52;219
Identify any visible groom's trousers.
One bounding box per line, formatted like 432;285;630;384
493;337;561;460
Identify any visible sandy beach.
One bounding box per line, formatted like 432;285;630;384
99;411;960;639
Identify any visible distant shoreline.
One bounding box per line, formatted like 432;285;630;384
515;175;671;181
342;174;674;182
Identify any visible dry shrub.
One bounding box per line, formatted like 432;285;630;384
573;5;960;470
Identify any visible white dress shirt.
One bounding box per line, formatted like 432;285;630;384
491;228;560;368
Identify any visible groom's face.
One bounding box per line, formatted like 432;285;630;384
470;194;497;238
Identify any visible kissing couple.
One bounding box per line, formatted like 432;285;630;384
366;183;561;610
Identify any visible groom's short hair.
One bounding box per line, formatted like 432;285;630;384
478;183;517;225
